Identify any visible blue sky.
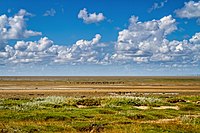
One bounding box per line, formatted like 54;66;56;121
0;0;200;76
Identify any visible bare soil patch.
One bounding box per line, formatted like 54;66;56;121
133;106;179;110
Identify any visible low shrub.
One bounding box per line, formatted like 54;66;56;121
76;98;101;106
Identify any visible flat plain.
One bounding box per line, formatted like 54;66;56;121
0;76;200;132
0;76;200;98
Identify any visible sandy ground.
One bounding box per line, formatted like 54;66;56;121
0;88;200;98
0;76;199;98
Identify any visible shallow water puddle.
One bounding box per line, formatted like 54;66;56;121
133;106;179;110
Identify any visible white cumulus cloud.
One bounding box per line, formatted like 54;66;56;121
189;32;200;44
175;1;200;18
1;8;200;69
78;8;105;24
112;15;200;66
0;9;42;48
55;34;109;64
0;34;111;65
1;37;54;64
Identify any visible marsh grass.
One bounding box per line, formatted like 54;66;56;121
104;96;164;107
0;96;199;132
180;115;200;125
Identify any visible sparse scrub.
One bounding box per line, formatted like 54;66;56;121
0;95;199;132
105;96;163;107
126;113;151;120
2;96;66;111
76;98;101;106
180;115;200;125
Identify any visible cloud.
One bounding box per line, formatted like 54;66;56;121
14;41;28;50
115;15;177;54
189;32;200;44
17;9;34;17
0;9;42;48
55;34;110;64
175;1;200;18
112;15;200;66
0;9;200;69
13;37;53;53
0;37;54;64
148;0;168;13
43;8;56;16
26;37;54;52
0;34;111;65
78;8;105;24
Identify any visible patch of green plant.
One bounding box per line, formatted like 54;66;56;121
180;115;200;125
124;112;154;120
0;95;200;133
98;109;116;114
75;98;101;106
44;125;65;132
181;96;200;102
141;123;200;133
104;123;142;133
145;110;178;120
0;98;30;107
167;98;187;104
179;103;200;111
72;122;106;132
20;125;42;133
105;96;164;107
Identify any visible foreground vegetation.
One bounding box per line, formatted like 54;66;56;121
0;95;200;133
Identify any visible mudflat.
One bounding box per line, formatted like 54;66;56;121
0;76;199;98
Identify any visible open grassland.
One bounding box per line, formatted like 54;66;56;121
0;76;200;132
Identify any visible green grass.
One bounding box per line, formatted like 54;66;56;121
0;96;200;133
